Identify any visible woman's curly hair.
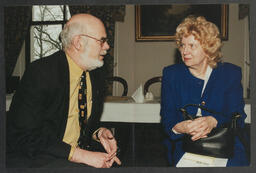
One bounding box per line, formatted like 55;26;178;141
175;15;223;68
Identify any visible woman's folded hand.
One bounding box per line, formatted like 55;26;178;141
188;116;217;141
173;116;217;141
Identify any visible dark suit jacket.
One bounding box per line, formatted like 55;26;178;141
7;51;105;161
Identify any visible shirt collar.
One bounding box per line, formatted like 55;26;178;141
66;53;83;77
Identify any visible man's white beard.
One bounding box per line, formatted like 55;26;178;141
80;52;104;71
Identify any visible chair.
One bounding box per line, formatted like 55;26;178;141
143;76;162;95
106;76;128;96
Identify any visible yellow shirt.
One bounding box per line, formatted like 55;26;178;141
62;54;92;160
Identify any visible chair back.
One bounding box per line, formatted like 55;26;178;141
106;76;128;96
143;76;162;95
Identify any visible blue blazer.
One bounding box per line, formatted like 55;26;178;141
160;62;248;166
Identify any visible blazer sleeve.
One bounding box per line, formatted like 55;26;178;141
160;67;184;140
209;66;247;128
7;62;71;159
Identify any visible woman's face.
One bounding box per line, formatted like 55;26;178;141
179;35;208;70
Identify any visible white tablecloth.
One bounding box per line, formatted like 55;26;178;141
100;97;251;123
100;99;161;123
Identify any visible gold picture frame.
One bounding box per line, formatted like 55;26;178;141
135;4;229;41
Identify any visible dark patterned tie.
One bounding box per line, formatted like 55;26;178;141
78;71;87;148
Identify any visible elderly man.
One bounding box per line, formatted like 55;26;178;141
7;14;121;168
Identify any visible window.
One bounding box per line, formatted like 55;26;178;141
30;5;71;62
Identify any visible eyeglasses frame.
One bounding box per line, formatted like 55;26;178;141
78;34;108;47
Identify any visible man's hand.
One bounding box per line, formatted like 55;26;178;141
97;128;121;166
70;147;116;168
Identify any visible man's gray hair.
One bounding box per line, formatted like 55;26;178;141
60;22;86;50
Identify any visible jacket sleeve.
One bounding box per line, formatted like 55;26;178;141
209;66;247;128
7;62;71;159
160;67;184;140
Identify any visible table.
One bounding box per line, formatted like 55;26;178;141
100;96;251;123
101;96;161;123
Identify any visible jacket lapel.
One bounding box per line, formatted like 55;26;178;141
58;51;70;139
201;64;219;99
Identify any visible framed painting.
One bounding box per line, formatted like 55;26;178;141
135;4;228;41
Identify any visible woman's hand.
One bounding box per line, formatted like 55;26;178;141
187;116;217;141
173;120;193;134
173;116;217;141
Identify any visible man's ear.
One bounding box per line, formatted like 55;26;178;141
71;35;81;51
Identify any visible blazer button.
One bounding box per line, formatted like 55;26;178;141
201;101;206;106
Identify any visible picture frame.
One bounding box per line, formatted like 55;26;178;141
135;4;229;41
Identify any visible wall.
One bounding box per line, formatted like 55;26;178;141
114;4;249;97
10;4;249;98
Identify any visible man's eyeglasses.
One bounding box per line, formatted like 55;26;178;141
79;34;108;46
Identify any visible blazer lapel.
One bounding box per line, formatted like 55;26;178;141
89;71;97;107
201;65;218;99
87;70;100;122
57;51;70;139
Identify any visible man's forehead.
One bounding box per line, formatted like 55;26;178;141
88;24;106;36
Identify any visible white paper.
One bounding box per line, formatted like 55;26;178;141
176;152;228;167
131;84;145;103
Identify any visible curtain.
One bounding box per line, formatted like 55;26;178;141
4;6;32;92
69;5;125;95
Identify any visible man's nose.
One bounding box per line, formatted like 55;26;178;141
103;41;110;50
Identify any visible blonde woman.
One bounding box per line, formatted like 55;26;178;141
160;16;248;166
